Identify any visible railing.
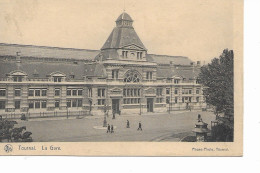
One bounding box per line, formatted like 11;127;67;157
0;110;92;120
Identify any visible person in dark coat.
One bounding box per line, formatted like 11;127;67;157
111;125;114;133
137;121;142;131
107;124;110;133
126;120;130;128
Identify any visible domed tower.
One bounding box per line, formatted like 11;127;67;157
97;12;147;61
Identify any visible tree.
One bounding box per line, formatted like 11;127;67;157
199;49;234;119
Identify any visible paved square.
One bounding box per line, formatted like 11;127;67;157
16;111;215;142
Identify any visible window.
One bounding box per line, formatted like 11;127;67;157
175;97;178;103
189;97;192;102
77;89;82;96
146;72;153;80
124;70;141;83
196;97;200;103
15;101;20;109
67;89;71;96
55;89;60;96
98;99;105;105
183;78;186;81
0;89;6;96
29;89;34;96
182;89;192;95
174;79;179;84
156;98;163;103
78;99;82;107
72;89;77;96
88;88;92;97
196;89;200;94
35;101;40;109
122;51;128;58
156;88;163;96
174;89;178;94
0;101;6;109
189;90;192;94
182;97;185;103
13;76;22;82
166;88;170;95
112;70;119;79
72;100;77;107
55;100;60;108
67;100;71;107
42;89;47;96
137;52;143;59
54;77;62;82
15;89;21;96
41;101;47;108
29;101;34;109
35;89;41;96
98;89;105;97
69;75;75;79
166;97;170;104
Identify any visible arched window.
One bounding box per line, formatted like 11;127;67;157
124;70;141;83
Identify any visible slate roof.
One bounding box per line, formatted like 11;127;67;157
0;43;100;60
101;25;146;50
172;66;201;80
146;54;193;66
85;63;107;77
0;60;86;80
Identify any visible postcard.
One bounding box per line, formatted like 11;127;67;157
0;0;243;156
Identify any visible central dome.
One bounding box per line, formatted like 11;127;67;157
116;12;133;22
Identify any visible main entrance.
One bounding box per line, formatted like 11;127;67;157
112;99;120;114
147;98;154;112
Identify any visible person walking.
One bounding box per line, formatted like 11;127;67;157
111;125;114;133
126;120;130;128
137;121;142;131
107;124;110;133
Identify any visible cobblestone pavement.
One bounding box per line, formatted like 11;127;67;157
15;111;215;142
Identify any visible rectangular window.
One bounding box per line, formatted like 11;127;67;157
98;89;105;97
156;98;163;103
78;89;83;96
182;97;185;103
196;89;200;94
54;77;62;82
35;89;41;96
166;97;170;104
35;101;40;109
174;89;178;94
15;89;21;96
0;89;6;96
196;97;199;103
0;101;5;109
55;89;60;96
175;97;178;103
72;89;77;96
112;70;119;79
13;76;22;82
29;89;34;96
189;97;192;102
42;89;47;96
67;100;71;107
55;100;60;108
29;101;34;109
146;72;153;80
41;100;47;108
174;79;179;84
156;88;163;96
166;88;170;95
15;101;20;109
98;99;105;105
67;89;71;96
72;100;77;107
78;99;82;107
189;90;192;94
88;88;92;97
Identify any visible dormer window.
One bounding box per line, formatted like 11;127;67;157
9;70;27;82
122;51;128;58
13;76;22;82
137;52;143;59
50;72;66;82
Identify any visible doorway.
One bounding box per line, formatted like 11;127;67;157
112;99;120;114
147;98;154;112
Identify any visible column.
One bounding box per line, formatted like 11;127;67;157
21;85;29;112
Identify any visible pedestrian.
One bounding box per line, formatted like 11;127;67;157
126;120;130;128
137;121;142;131
111;125;114;133
107;124;110;133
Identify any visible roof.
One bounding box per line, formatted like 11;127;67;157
0;43;100;60
0;60;86;80
173;66;201;79
101;25;146;50
116;12;133;22
85;63;107;77
146;54;193;65
156;66;175;78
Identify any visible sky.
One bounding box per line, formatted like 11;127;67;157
0;0;234;62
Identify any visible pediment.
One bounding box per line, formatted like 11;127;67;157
144;87;156;94
110;87;122;92
122;44;146;50
50;71;66;77
9;70;27;76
